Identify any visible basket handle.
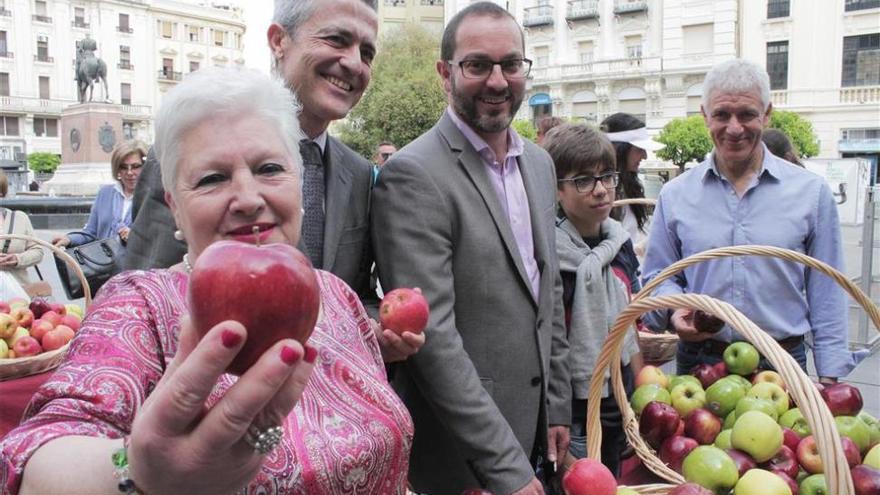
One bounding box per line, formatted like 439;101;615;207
586;293;855;494
0;234;92;306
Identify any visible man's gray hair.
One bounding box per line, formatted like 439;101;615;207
701;58;771;112
272;0;377;38
153;66;303;195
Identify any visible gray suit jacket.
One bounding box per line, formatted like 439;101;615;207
125;138;376;308
372;112;571;494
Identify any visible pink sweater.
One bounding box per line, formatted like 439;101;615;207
0;269;413;494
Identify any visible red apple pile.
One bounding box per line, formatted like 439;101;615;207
629;342;880;494
0;298;83;360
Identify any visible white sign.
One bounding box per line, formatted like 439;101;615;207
803;158;872;225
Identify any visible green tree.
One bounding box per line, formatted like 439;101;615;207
655;115;713;167
338;24;446;158
511;119;537;141
27;152;61;174
769;110;819;158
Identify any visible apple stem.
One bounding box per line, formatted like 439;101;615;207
253;226;261;247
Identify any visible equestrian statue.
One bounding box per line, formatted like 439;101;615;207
75;37;109;103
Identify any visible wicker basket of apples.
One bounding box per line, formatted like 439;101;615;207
611;198;679;365
0;234;91;381
568;245;880;495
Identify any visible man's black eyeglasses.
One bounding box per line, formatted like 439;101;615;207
557;172;619;194
449;58;533;79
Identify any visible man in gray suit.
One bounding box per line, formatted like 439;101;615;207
372;3;571;493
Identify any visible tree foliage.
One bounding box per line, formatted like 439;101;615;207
769;110;820;158
511;119;537;142
338;24;446;158
655;115;713;167
27;152;61;174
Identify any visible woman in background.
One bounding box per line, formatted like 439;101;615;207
762;128;804;167
0;171;44;290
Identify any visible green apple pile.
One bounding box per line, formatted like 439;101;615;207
631;341;880;495
0;297;83;360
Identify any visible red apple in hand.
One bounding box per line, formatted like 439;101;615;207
188;240;320;376
379;288;429;335
562;458;617;495
693;310;724;334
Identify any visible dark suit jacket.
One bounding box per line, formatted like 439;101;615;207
372;112;571;494
125;138;376;309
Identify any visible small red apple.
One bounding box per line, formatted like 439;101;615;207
48;302;67;316
29;319;54;342
842;436;863;468
782;427;802;451
693;310;724;334
28;298;51;319
42;326;74;351
10;307;34;329
640;402;681;449
659;435;699;473
725;448;757;477
59;314;81;332
771;470;799;495
764;445;799;479
852;464;880;495
41;310;62;327
188;240;320;376
797;435;823;474
684;408;722;445
12;335;42;357
561;458;617;495
820;383;863;417
379;287;429;335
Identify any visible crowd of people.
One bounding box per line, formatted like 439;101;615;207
0;1;857;494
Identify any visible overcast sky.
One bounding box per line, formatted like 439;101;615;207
241;1;274;74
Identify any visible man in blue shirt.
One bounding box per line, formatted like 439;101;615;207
642;59;854;384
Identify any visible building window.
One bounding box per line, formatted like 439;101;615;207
160;20;174;39
234;32;242;49
73;6;88;28
33;117;57;137
118;13;131;33
625;35;643;60
36;38;49;62
119;45;131;69
123;121;134;140
845;0;880;12
683;24;714;55
842;33;880;86
0;31;7;56
533;46;549;67
1;116;20;136
162;58;173;77
189;61;199;72
767;0;790;18
188;26;200;42
39;76;49;99
213;29;225;47
578;41;594;64
0;72;8;96
767;41;789;90
120;83;131;105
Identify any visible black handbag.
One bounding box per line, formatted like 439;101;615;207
54;236;125;299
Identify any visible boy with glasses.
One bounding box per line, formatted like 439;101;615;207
543;123;642;477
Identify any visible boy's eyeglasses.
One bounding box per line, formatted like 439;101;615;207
557;172;619;194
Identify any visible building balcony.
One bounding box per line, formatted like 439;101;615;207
158;70;182;81
420;0;443;5
566;0;599;21
34;55;54;63
523;5;554;27
117;26;133;33
768;85;880;108
32;14;52;23
0;96;66;115
118;62;134;70
614;0;648;14
530;56;662;83
72;20;90;29
0;9;11;17
0;51;12;59
121;104;152;119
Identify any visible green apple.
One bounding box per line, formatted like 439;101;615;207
723;342;761;376
858;411;880;447
671;382;707;418
726;374;753;395
779;408;812;438
669;374;702;392
865;443;880;469
735;397;779;422
64;303;84;318
682;446;739;494
616;488;639;495
731;410;783;462
735;468;792;495
799;474;827;495
747;382;790;417
724;410;738;430
835;415;872;453
631;384;672;416
706;377;746;418
714;429;732;450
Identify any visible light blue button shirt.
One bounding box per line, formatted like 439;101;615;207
641;145;855;377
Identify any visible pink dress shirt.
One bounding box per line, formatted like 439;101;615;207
0;269;413;494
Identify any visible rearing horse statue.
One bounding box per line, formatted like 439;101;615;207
75;38;109;103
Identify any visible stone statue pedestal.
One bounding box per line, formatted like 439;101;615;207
44;102;122;196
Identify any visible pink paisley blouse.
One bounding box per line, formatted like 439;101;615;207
0;269;413;494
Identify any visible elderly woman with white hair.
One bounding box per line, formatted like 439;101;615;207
0;67;413;494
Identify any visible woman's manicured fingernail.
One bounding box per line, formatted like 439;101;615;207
280;345;302;365
304;345;318;364
221;330;242;348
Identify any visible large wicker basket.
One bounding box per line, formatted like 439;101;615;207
0;234;92;381
611;198;679;364
584;245;880;494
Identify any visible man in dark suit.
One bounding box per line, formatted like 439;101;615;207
372;3;571;493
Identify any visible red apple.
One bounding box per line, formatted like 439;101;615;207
783;427;802;451
725;448;757;477
851;464;880;495
48;302;67;316
59;314;81;332
561;458;617;495
764;445;799;479
693;310;724;334
636;365;669;389
659;435;699;473
12;335;42;357
685;408;722;445
753;370;786;389
42;326;74;351
10;307;34;329
29;318;54;342
0;300;10;313
28;298;51;319
0;312;17;339
842;436;863;468
820;383;863;417
188;240;320;376
692;363;724;389
668;483;713;495
41;310;62;327
712;360;729;378
379;287;429;335
797;436;823;474
639;401;681;449
771;470;799;495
